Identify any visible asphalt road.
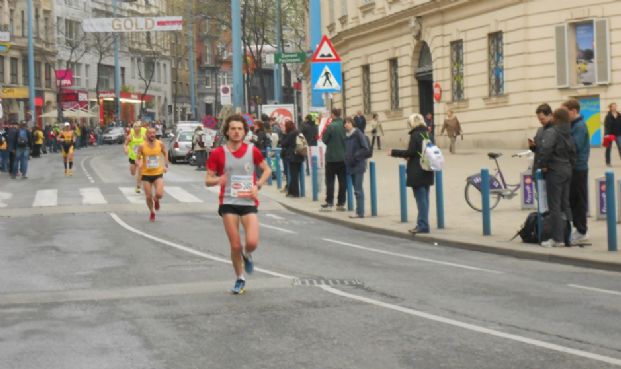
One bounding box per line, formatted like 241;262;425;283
1;145;621;369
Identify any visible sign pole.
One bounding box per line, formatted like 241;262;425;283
113;0;121;121
274;0;282;103
27;0;35;127
310;0;323;108
232;0;243;111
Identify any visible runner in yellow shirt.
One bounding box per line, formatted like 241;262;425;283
124;122;148;193
136;127;169;222
60;122;75;176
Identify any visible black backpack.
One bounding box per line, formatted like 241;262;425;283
513;211;570;244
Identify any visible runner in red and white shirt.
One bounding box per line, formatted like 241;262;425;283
205;114;272;294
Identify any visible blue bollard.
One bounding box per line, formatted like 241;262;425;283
399;164;407;222
311;155;319;201
299;162;306;197
265;148;273;186
606;170;617;251
370;161;377;216
481;168;491;235
435;170;444;229
346;173;354;211
274;148;282;189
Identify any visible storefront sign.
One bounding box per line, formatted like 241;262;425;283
1;86;29;99
56;69;73;87
82;17;183;33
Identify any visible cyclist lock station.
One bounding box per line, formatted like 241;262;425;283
258;122;621;269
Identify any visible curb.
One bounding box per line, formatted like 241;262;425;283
276;201;621;273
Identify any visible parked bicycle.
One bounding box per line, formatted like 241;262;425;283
464;151;533;211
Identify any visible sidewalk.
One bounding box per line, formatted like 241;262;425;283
261;146;621;271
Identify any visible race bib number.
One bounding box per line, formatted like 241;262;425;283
146;155;159;169
230;175;253;198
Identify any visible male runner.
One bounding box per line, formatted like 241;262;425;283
136;127;169;222
60;122;75;176
124;122;147;193
205;114;272;294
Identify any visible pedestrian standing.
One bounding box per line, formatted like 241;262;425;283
440;110;462;154
353;110;367;134
535;108;574;247
205;114;272;294
301;114;318;174
604;102;621;166
344;116;370;218
529;103;553;177
136;127;169;222
192;126;208;170
32;126;44;158
562;99;590;244
12;122;32;179
320;108;347;211
370;113;384;150
7;122;17;175
389;114;434;234
0;123;8;172
280;120;305;197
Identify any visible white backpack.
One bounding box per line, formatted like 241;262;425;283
419;133;444;171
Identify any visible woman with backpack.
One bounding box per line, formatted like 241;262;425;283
389;114;434;235
535;108;574;247
279;120;305;197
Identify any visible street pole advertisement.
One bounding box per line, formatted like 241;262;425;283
520;171;536;209
596;176;607;220
577;95;601;147
260;104;295;129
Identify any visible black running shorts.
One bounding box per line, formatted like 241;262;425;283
218;204;258;217
141;174;163;183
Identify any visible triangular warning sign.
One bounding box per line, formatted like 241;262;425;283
314;64;341;90
311;35;341;62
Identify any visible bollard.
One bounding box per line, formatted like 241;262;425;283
535;169;544;242
299;162;306;197
311;155;319;201
481;168;491;235
265;147;273;186
399;164;408;222
606;170;617;251
346;173;354;211
435;170;444;229
370;161;377;216
274;148;282;189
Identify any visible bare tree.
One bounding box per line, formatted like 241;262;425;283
85;32;115;105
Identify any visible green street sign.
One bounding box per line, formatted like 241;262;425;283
275;52;306;64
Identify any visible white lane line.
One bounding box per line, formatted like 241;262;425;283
32;189;58;207
319;285;621;367
568;284;621;297
265;213;285;220
80;157;95;184
261;223;297;234
0;191;13;208
109;213;296;280
323;238;502;274
80;187;107;205
165;186;202;203
119;187;144;204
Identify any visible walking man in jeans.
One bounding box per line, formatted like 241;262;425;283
562;99;590;244
321;108;347;212
344;116;370;218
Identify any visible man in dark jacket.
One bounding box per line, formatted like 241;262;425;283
562;99;590;244
321;108;346;211
529;103;553;177
12;122;32;179
604;102;621;166
344;116;370;218
353;111;367;134
390;114;434;234
301;115;318;175
6;121;18;175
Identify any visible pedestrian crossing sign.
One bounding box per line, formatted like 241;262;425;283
311;62;342;93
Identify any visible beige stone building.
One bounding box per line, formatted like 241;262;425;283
317;0;620;149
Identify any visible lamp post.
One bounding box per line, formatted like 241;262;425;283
27;0;35;126
113;0;121;122
232;0;243;111
274;0;282;103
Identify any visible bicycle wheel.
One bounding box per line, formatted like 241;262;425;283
464;182;502;212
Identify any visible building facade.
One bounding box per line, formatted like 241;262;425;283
318;0;620;148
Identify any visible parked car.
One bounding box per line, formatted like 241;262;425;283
168;130;194;163
102;127;126;144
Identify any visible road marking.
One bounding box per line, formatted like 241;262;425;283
265;213;285;220
80;187;107;205
568;284;621;296
119;187;144;204
319;285;621;367
0;191;13;208
322;238;502;274
110;213;296;280
80;157;95;184
261;223;297;234
165;186;202;203
32;189;58;207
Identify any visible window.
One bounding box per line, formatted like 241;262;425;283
389;58;399;110
57;17;62;35
22;59;27;85
162;63;167;83
85;64;89;88
45;63;51;88
341;0;348;16
205;73;212;88
130;57;135;78
361;65;371;114
35;9;40;39
10;57;17;84
21;10;25;37
9;10;14;34
64;19;81;44
156;62;160;82
555;19;610;87
219;72;229;86
44;11;51;42
73;63;82;87
0;56;4;84
450;40;464;101
35;61;41;87
488;31;504;97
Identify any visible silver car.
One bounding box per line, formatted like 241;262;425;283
168;130;194;163
102;127;126;144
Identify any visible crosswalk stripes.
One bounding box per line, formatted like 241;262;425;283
165;186;202;203
32;189;58;207
79;187;107;205
119;187;145;204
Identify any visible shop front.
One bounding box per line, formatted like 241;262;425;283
98;91;154;126
0;86;29;124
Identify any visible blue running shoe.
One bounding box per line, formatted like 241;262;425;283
242;252;254;274
231;279;245;294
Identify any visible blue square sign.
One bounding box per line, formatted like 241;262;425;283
311;62;342;93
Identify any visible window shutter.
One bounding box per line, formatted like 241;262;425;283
595;19;610;85
555;24;569;88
